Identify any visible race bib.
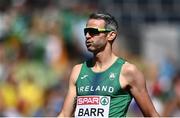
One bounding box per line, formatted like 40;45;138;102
75;96;110;118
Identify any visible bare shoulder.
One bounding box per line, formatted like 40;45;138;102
121;61;145;87
70;63;83;83
122;62;137;73
72;63;83;73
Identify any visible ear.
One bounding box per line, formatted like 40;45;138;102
107;31;117;41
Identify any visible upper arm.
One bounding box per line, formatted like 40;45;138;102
58;64;82;117
121;62;159;117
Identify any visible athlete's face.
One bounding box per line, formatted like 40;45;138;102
84;19;108;53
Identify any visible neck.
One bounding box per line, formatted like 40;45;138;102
92;48;118;72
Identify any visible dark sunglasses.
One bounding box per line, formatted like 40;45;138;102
84;28;113;36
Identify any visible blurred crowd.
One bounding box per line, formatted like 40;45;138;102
0;0;180;117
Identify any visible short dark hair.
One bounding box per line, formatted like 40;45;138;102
88;12;118;32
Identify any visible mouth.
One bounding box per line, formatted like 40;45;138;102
86;41;93;47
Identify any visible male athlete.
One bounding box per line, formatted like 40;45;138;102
58;12;159;117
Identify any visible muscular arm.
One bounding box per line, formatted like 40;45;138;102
122;62;159;117
58;64;82;117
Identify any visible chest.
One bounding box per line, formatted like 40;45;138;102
76;71;121;96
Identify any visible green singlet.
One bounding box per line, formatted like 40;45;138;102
75;58;132;117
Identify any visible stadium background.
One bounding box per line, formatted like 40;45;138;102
0;0;180;116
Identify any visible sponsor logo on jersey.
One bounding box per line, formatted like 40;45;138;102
78;96;99;105
109;72;116;80
75;96;110;117
81;75;88;79
100;96;109;106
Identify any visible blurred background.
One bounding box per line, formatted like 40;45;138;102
0;0;180;117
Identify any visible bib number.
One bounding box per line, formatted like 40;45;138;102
75;96;110;118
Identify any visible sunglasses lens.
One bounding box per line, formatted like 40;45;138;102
84;28;99;36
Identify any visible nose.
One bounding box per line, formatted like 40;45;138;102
85;32;91;39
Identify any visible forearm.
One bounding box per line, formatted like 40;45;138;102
58;112;64;117
132;88;160;117
143;110;160;117
58;110;73;117
57;97;76;117
152;111;160;117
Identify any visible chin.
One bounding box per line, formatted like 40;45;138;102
87;48;99;54
87;49;94;52
87;47;95;52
